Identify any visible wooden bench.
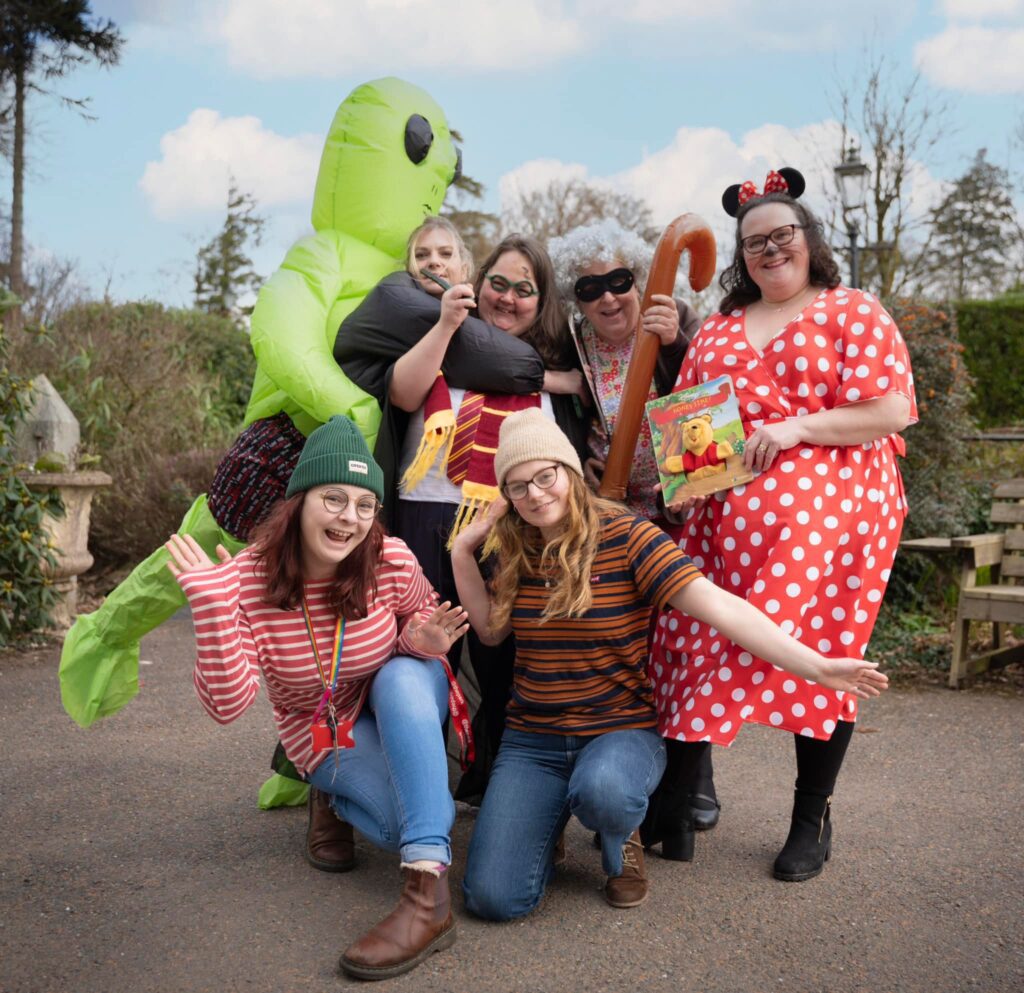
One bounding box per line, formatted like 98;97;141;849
900;478;1024;688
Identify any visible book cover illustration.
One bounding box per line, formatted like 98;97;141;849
645;374;754;503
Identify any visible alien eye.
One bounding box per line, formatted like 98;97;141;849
405;114;433;165
453;146;463;183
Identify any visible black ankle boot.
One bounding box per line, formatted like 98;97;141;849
638;791;695;862
773;790;832;882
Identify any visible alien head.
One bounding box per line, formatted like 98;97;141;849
311;77;461;259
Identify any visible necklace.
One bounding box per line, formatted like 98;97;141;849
761;284;814;314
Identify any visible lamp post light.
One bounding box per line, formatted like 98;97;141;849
834;141;870;288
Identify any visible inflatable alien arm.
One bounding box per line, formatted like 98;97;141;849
244;77;461;442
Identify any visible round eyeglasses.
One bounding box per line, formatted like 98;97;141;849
320;490;380;520
501;463;562;501
484;273;538;299
740;224;806;256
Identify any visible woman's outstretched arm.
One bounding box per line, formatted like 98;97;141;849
670;577;888;699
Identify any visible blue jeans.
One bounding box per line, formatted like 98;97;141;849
305;655;454;865
462;727;666;921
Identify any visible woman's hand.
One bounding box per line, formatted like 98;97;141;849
813;657;889;699
543;368;589;403
743;418;806;473
583;455;605;490
406;600;470;657
439;282;476;335
453;498;509;555
664;492;709;521
165;533;232;585
641;293;681;346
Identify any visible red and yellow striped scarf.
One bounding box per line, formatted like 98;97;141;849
401;373;541;545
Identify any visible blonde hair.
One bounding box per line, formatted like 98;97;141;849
488;471;625;631
406;216;474;282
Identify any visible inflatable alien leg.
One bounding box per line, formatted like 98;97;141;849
58;495;246;728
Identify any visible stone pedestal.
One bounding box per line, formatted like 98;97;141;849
20;471;112;628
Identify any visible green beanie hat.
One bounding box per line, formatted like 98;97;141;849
285;415;384;501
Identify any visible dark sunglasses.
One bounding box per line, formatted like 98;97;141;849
573;267;635;303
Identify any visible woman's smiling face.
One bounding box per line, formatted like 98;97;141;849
477;250;540;337
410;226;468;297
577;260;640;345
740;201;811;301
299;484;375;579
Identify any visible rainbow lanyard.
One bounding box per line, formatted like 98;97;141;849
301;596;345;722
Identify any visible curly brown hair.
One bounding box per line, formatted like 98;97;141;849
718;194;841;314
474;234;573;370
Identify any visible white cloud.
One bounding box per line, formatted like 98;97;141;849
941;0;1023;18
139;109;321;219
915;25;1024;93
212;0;580;78
500;119;946;269
181;0;903;79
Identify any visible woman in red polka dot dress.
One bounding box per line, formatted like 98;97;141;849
645;168;916;881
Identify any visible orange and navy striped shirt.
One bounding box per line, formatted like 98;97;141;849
505;512;701;736
177;538;438;775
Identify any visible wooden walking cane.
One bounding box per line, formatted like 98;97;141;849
598;214;717;501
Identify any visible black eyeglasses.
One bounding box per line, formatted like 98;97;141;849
320;490;380;520
740;224;806;256
573;267;635;303
485;273;538;299
501;463;561;501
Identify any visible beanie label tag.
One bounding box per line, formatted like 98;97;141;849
348;459;369;475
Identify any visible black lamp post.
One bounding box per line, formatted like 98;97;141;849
833;142;870;288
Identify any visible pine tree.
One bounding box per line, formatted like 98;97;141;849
0;1;123;331
194;182;265;321
926;149;1024;301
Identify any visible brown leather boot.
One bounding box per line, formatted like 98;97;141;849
604;830;648;908
305;788;355;872
339;864;456;980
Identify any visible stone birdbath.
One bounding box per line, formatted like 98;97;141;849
15;375;111;628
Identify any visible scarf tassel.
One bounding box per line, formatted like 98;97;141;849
445;480;500;551
400;407;455;494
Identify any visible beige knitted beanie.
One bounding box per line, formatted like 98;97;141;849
493;409;584;488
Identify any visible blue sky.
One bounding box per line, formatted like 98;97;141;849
11;0;1024;307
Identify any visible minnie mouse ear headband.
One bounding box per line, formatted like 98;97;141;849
721;168;806;218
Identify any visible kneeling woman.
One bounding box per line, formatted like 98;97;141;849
165;416;469;981
452;410;886;919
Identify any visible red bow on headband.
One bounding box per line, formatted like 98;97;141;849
737;170;790;206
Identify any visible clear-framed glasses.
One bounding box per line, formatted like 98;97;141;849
501;463;562;501
320;490;380;520
740;223;806;256
485;273;538;299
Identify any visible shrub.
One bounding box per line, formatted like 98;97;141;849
8;301;254;568
956;294;1024;427
0;297;64;643
889;298;988;540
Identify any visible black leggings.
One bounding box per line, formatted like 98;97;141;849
661;719;855;801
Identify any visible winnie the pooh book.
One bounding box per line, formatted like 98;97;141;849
646;375;754;502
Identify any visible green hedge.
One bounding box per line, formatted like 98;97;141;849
955;295;1024;427
889;299;986;540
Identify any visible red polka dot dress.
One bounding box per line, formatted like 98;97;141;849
649;287;916;744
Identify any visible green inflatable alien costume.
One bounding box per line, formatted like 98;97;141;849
59;79;460;804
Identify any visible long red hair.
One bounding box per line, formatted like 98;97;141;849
249;493;386;619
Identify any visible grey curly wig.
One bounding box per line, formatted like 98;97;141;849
548;219;652;310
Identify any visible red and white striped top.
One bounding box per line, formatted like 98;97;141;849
177;537;438;775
